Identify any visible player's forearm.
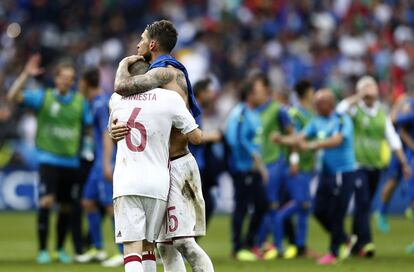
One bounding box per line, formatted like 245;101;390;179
115;65;170;96
187;128;203;145
103;132;114;166
395;148;409;166
316;134;343;149
7;71;28;104
400;129;414;151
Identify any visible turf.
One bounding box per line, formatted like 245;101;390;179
0;212;413;272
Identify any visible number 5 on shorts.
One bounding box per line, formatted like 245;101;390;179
167;206;178;232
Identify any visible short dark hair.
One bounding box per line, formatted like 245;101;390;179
81;67;100;88
146;20;178;53
250;72;270;88
54;61;75;77
294;80;313;99
240;80;254;102
193;78;211;97
129;60;150;76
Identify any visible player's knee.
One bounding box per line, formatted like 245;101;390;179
300;201;311;211
82;199;96;212
59;203;72;213
142;240;155;251
123;240;143;255
105;205;114;216
39;195;54;208
173;238;196;255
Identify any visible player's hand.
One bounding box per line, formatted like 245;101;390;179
103;164;113;182
24;54;44;76
120;55;145;65
259;166;269;184
289;163;299;176
110;119;130;141
271;132;282;143
403;163;412;179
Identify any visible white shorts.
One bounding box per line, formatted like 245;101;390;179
114;195;167;244
158;153;206;241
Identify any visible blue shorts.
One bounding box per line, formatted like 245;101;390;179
83;165;113;206
287;171;313;204
266;158;287;204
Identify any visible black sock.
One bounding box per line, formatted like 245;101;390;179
56;211;70;250
37;208;50;251
71;203;84;254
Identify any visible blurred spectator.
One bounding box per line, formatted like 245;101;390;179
3;1;414;161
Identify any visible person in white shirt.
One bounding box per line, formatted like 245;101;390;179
336;75;410;257
109;60;202;272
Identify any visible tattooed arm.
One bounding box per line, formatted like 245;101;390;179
114;57;174;96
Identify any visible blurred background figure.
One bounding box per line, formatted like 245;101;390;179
6;55;92;264
272;80;316;259
336;75;410;257
251;73;296;261
225;79;268;261
76;68;123;266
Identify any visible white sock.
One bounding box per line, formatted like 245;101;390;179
157;243;186;272
142;250;156;272
124;253;143;272
173;238;214;272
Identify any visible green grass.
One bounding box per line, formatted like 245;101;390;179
0;212;413;271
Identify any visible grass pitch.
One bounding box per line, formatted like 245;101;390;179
0;212;413;272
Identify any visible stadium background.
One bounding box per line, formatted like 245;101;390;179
1;0;414;271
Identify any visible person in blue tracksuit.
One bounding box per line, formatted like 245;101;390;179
225;80;268;261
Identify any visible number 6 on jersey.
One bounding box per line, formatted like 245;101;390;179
126;107;147;152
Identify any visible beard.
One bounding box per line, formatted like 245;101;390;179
142;51;152;62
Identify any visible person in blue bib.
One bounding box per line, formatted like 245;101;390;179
110;20;213;272
7;55;92;264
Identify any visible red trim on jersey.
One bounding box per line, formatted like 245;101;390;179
124;255;142;265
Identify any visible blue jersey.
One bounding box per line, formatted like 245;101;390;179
90;94;110;166
189;115;205;170
22;88;93;168
303;112;356;174
396;98;414;145
225;103;261;172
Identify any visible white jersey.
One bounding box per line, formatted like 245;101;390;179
109;88;198;201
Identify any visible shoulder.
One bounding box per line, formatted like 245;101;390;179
109;93;122;109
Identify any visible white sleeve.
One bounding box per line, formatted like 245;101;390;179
385;117;402;150
336;100;356;116
107;94;119;132
170;93;199;134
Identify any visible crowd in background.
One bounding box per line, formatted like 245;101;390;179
2;0;414;169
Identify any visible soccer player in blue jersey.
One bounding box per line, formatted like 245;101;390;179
272;80;315;259
73;68;123;266
388;75;414;253
7;55;93;264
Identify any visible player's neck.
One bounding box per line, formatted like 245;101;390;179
87;88;100;100
151;51;170;62
300;99;312;111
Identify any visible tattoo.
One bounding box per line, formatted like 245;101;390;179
115;66;174;96
175;70;188;94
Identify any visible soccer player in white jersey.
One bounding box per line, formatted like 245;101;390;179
109;60;202;272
